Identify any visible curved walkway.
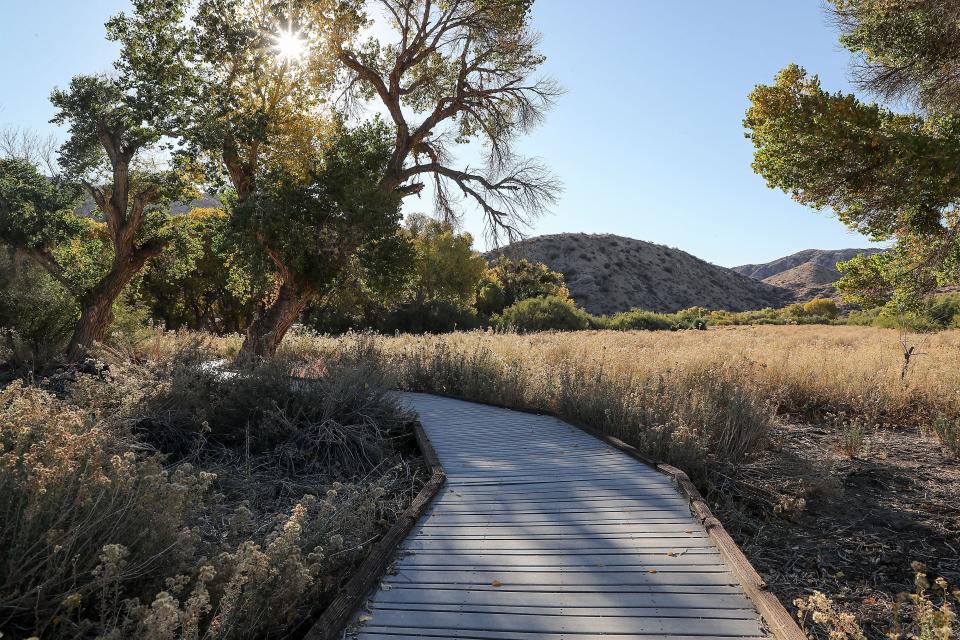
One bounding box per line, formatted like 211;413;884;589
352;393;771;640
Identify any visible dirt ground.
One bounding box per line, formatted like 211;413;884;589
708;422;960;639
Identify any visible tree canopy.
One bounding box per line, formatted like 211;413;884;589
745;1;960;306
3;0;562;360
477;254;569;316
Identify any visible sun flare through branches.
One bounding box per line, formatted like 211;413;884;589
272;24;307;63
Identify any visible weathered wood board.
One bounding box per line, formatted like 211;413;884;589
350;393;773;640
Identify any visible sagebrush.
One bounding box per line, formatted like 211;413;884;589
0;336;420;639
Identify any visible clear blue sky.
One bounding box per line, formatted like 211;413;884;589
0;1;882;267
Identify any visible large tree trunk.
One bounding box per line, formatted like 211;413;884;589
239;280;314;359
66;293;116;362
66;246;162;362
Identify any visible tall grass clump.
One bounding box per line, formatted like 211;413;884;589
0;336;421;639
364;325;960;459
384;333;776;476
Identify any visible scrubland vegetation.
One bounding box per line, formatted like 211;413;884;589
2;326;960;637
3;319;959;638
3;0;960;636
317;326;960;639
0;338;421;638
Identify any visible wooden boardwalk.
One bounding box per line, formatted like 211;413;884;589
352;393;771;640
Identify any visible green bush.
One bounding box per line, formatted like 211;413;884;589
0;249;77;369
927;293;960;328
380;299;481;334
496;296;591;332
607;309;674;331
801;297;839;318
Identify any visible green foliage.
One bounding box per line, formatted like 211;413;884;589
380;299;482;334
136;208;270;332
745;65;960;241
495;295;591;332
0;248;78;368
832;0;960;114
605;309;675;331
745;3;960;305
476;255;570;317
836;251;898;308
308;214;483;334
801;298;839;318
847;294;960;332
379;214;486;333
235;119;405;292
0;159;83;257
779;297;841;321
404;214;487;310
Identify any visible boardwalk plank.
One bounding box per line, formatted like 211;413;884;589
360;611;764;636
370;589;756;609
350;394;771;640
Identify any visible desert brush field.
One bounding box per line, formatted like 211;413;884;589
3;324;958;639
299;325;960;639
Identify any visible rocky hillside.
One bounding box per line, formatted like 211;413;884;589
733;248;884;300
486;233;792;315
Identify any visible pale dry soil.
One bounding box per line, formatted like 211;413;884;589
710;422;960;639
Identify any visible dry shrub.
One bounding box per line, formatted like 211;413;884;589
796;563;958;640
0;382;211;637
932;416;960;458
0;336;420;639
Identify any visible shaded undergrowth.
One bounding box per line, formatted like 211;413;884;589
0;336;421;639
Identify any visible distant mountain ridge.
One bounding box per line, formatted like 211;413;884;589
486;233;793;315
733;248;884;300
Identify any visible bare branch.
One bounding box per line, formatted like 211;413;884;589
0;127;59;176
404;157;560;245
335;0;562;239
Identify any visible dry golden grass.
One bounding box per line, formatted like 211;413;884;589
288;325;960;469
138;324;960;465
373;325;960;431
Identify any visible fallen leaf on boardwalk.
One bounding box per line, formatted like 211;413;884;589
648;569;658;574
684;530;693;534
491;580;503;587
666;550;676;557
358;615;373;622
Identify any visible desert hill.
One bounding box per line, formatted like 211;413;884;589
733;248;884;300
486;233;793;315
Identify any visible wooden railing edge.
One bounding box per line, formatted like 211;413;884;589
400;390;807;640
304;420;446;640
652;462;807;640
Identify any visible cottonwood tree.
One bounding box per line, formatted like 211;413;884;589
403;213;486;310
177;0;350;357
476;254;569;317
320;0;562;239
175;0;560;357
744;0;960;307
234;119;409;356
0;1;196;361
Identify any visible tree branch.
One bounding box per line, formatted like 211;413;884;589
27;247;76;294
